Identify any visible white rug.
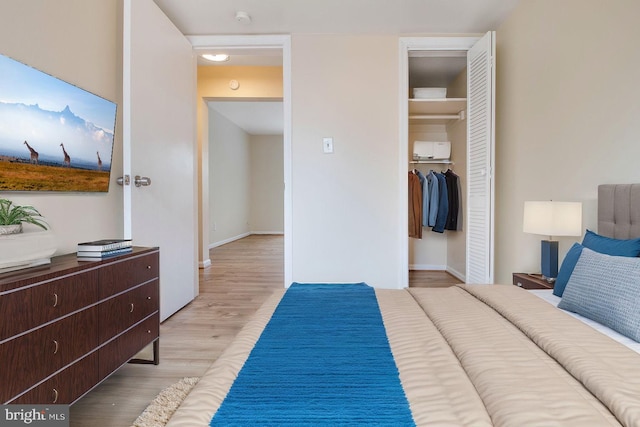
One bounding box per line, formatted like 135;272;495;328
131;377;199;427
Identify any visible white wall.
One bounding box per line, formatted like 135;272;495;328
209;109;284;245
209;108;251;244
286;4;640;288
12;1;635;289
291;34;400;287
0;0;122;255
495;0;640;283
250;135;284;233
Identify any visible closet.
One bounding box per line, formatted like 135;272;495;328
401;33;495;287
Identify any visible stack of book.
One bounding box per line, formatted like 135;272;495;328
77;239;133;261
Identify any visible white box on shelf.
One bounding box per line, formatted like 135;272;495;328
412;87;447;99
413;141;451;160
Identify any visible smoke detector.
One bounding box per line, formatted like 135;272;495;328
235;11;252;25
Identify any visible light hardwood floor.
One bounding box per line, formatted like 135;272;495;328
70;235;284;426
409;269;460;288
69;235;457;426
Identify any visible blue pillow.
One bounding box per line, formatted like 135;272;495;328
558;248;640;342
553;243;584;297
582;229;640;256
553;230;640;297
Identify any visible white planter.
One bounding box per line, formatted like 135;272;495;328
0;229;57;273
0;224;22;235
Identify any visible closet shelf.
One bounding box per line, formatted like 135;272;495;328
409;98;466;121
409;113;464;121
410;160;454;165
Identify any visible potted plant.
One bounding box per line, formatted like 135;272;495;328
0;198;49;235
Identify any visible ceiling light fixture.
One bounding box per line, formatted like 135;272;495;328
235;11;252;25
202;54;230;62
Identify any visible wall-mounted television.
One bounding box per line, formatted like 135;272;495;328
0;53;117;192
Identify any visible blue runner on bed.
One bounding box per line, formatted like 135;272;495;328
210;283;416;426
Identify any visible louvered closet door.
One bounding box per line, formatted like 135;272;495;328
466;31;496;284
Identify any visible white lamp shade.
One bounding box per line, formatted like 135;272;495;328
523;201;582;237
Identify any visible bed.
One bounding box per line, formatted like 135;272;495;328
168;184;640;426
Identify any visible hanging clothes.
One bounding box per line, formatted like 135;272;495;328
425;170;439;227
408;171;423;238
415;169;427;227
432;172;449;233
444;169;460;231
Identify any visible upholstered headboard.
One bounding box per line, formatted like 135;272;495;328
598;184;640;239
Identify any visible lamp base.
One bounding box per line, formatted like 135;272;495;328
541;240;558;281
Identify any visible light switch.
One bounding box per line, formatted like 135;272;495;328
323;137;334;153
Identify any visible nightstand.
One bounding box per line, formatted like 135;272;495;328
512;273;554;290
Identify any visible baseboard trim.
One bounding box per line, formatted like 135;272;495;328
446;266;466;282
198;259;211;269
409;264;446;271
208;231;284;249
209;232;251;249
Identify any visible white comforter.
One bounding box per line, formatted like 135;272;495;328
168;285;640;427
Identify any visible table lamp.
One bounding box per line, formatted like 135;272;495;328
523;201;582;282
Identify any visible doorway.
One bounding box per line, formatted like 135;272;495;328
188;35;293;288
407;50;467;288
399;34;496;288
207;99;284;247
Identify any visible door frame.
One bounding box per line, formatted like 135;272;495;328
398;36;480;288
188;35;292;288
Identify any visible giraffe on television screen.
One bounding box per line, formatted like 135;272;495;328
60;143;71;167
23;141;39;164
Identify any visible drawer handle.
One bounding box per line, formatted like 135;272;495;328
147;330;151;334
52;293;59;307
146;265;151;269
52;340;59;354
516;282;523;287
52;388;59;403
147;296;152;300
130;303;135;313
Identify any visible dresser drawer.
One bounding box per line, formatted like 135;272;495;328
0;247;159;405
0;308;98;403
0;270;99;341
99;313;159;379
9;352;99;405
98;252;159;299
98;280;159;343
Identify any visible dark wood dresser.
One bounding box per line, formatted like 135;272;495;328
0;247;159;405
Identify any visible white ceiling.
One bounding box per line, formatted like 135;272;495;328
153;0;521;37
208;101;284;135
159;0;521;135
